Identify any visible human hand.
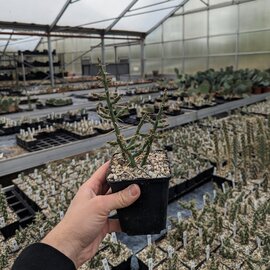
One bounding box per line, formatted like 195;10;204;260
41;161;141;268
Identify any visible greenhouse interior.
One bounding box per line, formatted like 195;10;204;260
0;0;270;269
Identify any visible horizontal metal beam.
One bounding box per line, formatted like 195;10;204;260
0;21;145;38
0;31;141;41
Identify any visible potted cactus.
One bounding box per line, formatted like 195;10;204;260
97;62;171;235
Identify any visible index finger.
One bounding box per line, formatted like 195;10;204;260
82;161;110;195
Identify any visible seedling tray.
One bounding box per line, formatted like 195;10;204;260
0;186;37;239
17;130;79;152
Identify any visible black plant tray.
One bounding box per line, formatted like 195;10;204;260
0;126;20;136
61;129;98;140
95;127;114;134
137;256;166;270
0;186;38;239
164;110;183;116
241;111;269;118
12;186;41;214
212;175;233;188
110;256;132;270
168;167;214;202
16;130;79;152
0;221;20;240
0;121;45;136
121;115;140;126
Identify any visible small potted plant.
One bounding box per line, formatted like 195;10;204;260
97;62;171;235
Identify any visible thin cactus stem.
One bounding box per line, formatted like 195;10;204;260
98;62;136;167
140;90;167;166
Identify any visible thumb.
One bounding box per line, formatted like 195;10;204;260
99;184;141;213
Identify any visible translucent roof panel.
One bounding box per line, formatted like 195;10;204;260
113;0;185;32
0;0;67;25
0;0;185;35
58;0;134;29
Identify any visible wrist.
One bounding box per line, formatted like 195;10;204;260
41;221;81;268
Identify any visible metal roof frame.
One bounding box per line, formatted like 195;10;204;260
105;0;139;33
146;0;190;35
0;21;146;38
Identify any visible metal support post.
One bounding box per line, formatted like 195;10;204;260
47;36;55;87
114;46;119;80
140;38;145;78
21;53;26;87
101;36;105;65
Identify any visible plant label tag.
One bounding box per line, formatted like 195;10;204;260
206;245;210;261
147;235;152;246
190;261;195;270
102;258;110;270
177;212;182;223
213;167;217;175
167;224;172;231
222;183;226;194
39;228;44;237
203;195;207;206
0;217;5;227
224;202;227;216
111;232;117;243
147;258;153;270
213;190;217;200
245;247;250;256
11;240;19;252
167;245;175;258
256;236;262;248
232;178;236;189
183;231;187;248
59;211;64;220
220;235;224;246
233;221;237;238
198;227;203;238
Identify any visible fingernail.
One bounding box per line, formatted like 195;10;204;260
128;184;139;197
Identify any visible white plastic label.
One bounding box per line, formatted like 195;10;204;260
206;245;210;261
177;212;182;223
190;261;195;270
198;227;203;238
167;245;175;259
0;217;6;227
102;258;110;270
222;183;226;193
111;232;117;243
256;236;262;248
147;258;153;270
147;235;152;246
213;190;217;200
183;231;187;248
59;211;64;220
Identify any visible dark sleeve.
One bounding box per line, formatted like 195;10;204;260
12;243;76;270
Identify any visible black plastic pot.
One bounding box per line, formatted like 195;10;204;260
107;162;171;235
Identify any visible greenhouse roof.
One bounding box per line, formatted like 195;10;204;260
0;0;188;51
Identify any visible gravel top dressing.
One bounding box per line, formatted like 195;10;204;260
107;151;171;181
